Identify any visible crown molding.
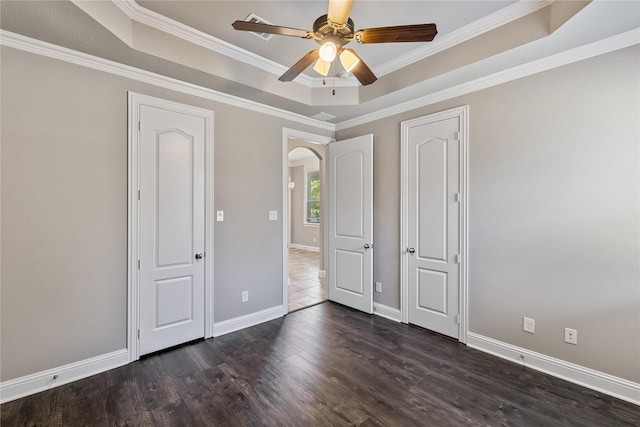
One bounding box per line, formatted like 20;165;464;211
113;0;361;89
3;25;637;134
374;0;553;77
0;30;335;132
336;28;640;131
112;0;323;87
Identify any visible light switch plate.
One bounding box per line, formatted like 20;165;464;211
216;210;224;221
269;210;278;221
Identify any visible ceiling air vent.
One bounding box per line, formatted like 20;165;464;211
243;13;275;41
310;112;337;122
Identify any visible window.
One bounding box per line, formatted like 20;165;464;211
306;170;320;224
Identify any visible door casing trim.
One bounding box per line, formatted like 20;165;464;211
128;92;214;361
400;105;469;343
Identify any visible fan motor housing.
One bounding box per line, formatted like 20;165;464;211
313;14;354;47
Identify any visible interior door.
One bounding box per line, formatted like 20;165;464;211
407;116;460;338
139;104;205;355
327;134;373;314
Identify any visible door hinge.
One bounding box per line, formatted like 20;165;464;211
137;259;140;270
455;254;461;264
137;329;140;339
455;193;461;203
138;189;140;201
455;315;460;325
453;131;460;141
138;121;141;132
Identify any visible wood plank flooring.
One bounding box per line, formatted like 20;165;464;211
2;302;638;426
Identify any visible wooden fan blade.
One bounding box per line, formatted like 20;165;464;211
327;0;354;26
232;21;311;38
355;23;437;44
343;49;377;86
279;50;320;82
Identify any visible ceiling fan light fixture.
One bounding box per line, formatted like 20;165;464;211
233;0;438;86
313;59;332;76
319;41;337;62
339;49;360;73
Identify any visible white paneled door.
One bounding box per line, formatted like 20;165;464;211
139;104;206;355
404;110;465;339
327;135;373;314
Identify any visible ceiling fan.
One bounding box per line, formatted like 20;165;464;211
232;0;437;86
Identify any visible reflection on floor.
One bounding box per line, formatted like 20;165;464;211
288;248;326;312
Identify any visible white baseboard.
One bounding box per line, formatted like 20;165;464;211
373;303;402;322
289;243;320;252
319;270;326;278
467;332;640;406
213;305;284;337
0;348;129;404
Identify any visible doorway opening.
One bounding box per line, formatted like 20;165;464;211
281;128;333;315
287;145;326;312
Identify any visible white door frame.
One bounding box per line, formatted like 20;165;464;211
282;128;334;316
400;105;469;343
128;92;214;361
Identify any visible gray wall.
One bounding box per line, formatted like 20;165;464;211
336;46;640;382
289;164;320;249
0;46;332;381
2;32;638;387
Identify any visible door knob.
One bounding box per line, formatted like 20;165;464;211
364;243;372;250
408;247;415;255
195;253;203;260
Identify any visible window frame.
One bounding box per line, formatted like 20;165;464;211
304;168;320;226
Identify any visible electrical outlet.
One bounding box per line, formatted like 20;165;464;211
564;328;577;345
523;317;535;334
375;282;382;293
242;291;249;302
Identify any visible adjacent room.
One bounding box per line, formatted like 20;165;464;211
1;0;638;425
287;145;327;313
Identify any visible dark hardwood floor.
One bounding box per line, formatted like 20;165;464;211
2;302;638;426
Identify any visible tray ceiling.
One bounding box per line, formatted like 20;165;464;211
1;1;638;125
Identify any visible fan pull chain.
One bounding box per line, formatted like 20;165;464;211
321;73;335;95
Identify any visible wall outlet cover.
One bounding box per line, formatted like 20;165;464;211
564;328;577;345
523;317;535;334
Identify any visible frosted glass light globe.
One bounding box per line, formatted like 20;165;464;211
319;42;337;63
